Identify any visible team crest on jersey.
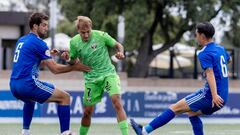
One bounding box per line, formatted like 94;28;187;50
45;50;51;57
91;43;97;50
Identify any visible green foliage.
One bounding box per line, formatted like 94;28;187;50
124;1;151;50
57;19;77;37
224;1;240;48
59;0;93;21
58;0;224;50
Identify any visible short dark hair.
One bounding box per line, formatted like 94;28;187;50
196;22;215;38
29;13;49;29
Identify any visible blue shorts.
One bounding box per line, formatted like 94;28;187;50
10;78;55;104
185;88;224;115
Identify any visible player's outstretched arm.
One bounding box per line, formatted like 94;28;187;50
71;63;91;72
43;59;91;74
43;59;73;74
49;49;91;72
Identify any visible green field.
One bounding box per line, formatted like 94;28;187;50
0;123;240;135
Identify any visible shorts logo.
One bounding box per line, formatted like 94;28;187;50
105;81;111;91
45;50;50;57
86;88;92;102
87;97;91;102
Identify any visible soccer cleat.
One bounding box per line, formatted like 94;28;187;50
21;129;31;135
130;118;143;135
61;130;76;135
21;133;31;135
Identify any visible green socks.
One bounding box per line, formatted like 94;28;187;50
80;120;128;135
79;125;89;135
118;120;129;135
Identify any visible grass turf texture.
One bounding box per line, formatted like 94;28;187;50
0;123;239;135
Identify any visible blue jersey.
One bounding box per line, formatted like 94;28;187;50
11;33;51;80
198;42;230;100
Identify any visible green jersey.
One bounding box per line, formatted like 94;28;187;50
69;30;117;82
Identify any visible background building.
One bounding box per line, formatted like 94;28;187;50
0;11;30;70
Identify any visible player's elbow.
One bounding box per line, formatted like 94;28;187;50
54;70;63;74
50;70;58;74
51;70;59;74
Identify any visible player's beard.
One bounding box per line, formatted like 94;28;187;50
83;38;89;42
37;30;47;39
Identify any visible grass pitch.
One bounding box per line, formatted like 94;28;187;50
0;123;239;135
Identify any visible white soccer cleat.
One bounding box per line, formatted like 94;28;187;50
61;130;76;135
21;133;31;135
21;129;31;135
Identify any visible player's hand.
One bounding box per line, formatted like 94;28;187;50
72;63;91;72
115;52;125;60
50;49;61;56
61;51;70;60
212;94;224;108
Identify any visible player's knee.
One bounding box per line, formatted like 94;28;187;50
83;109;93;118
169;104;181;114
61;92;70;105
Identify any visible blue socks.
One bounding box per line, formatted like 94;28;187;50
144;108;175;133
23;102;35;129
57;105;70;133
23;102;70;133
143;109;204;135
189;116;203;135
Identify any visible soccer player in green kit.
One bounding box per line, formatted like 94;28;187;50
61;16;129;135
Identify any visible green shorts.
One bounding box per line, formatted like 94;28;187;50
83;74;121;106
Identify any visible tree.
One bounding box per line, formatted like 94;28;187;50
58;0;236;77
224;1;240;48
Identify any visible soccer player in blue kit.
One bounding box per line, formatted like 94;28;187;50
130;22;231;135
9;13;90;135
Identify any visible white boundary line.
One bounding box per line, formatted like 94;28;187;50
1;117;240;124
